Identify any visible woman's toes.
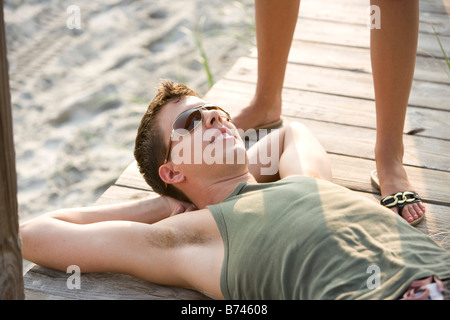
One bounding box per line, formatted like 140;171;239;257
400;206;415;223
399;202;425;223
416;201;426;216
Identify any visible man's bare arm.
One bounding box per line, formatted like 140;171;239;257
27;195;196;225
248;122;331;181
20;207;221;293
279;122;331;180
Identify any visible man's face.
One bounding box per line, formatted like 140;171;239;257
158;96;248;185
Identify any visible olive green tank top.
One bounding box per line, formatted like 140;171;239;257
207;176;450;299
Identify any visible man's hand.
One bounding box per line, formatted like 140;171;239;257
162;196;198;217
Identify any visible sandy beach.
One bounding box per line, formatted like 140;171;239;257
4;0;255;223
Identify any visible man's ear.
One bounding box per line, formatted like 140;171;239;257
159;162;185;186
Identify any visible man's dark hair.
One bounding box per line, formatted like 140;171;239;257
134;80;199;202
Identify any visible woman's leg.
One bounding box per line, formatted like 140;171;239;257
232;0;300;132
370;0;425;223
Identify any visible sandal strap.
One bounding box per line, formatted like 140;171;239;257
380;191;422;213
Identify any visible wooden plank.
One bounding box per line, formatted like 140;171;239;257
293;15;450;60
287;117;450;172
299;0;450;17
225;56;450;111
298;0;450;35
24;264;210;300
416;0;450;15
96;184;153;202
113;161;152;193
206;79;449;141
328;153;450;206
250;41;450;84
0;0;24;299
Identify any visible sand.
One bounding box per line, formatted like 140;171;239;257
4;0;255;222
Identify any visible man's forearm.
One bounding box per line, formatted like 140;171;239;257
32;196;172;225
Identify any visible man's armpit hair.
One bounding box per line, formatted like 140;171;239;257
146;226;208;249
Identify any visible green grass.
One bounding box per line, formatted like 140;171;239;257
181;17;214;89
180;2;256;90
431;24;450;78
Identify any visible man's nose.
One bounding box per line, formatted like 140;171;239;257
203;109;224;128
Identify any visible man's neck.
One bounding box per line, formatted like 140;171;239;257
185;173;257;209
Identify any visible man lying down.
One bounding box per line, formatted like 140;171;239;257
21;80;450;300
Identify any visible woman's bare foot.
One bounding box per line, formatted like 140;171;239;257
376;159;426;225
231;96;282;132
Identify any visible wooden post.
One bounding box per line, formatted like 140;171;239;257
0;0;25;299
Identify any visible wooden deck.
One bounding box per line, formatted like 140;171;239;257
24;0;450;299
